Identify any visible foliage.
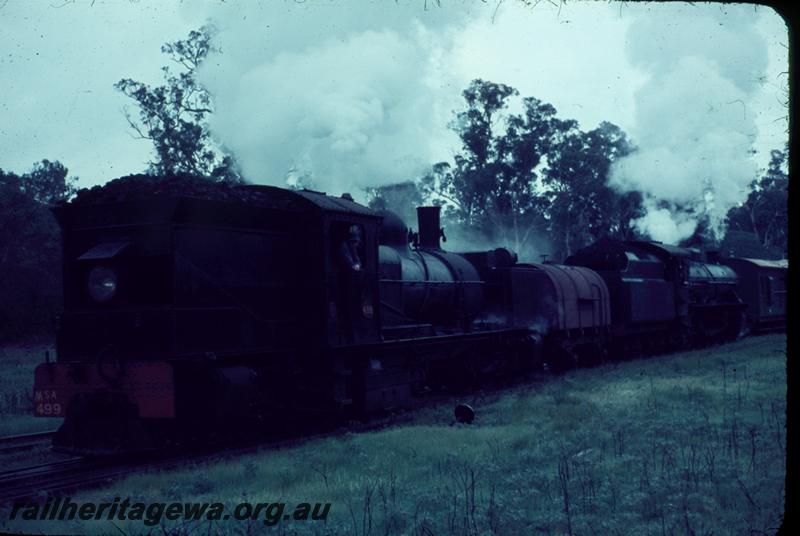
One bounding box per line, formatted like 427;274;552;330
724;147;788;257
365;181;425;228
419;81;552;255
18;160;76;204
543;121;642;258
371;79;644;261
369;78;786;262
719;230;784;260
115;25;241;182
0;162;75;341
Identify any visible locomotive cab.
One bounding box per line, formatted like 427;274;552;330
33;179;386;452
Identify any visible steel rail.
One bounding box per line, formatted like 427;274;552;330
0;430;57;455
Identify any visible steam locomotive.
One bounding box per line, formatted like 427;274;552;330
32;176;787;453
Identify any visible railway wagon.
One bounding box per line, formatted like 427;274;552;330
721;257;788;333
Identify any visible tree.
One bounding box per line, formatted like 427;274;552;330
437;79;520;226
543;121;642;259
423;80;556;256
719;230;783;260
370;79;643;261
20;159;76;204
0;161;75;340
724;147;788;256
365;181;425;228
490;96;565;255
115;25;241;182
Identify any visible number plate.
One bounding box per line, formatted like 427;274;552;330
34;390;64;416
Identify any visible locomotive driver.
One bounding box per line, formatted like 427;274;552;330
339;225;362;272
336;225;364;342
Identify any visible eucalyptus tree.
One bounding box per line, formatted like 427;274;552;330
115;26;241;182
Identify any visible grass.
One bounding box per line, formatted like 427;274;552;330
0;335;787;535
0;343;63;436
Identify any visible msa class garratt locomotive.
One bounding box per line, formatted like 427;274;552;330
32;176;787;454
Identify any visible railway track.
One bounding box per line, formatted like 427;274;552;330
0;373;528;505
0;430;56;455
0;457;113;504
0;418;399;505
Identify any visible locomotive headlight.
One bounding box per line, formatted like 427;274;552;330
88;266;118;303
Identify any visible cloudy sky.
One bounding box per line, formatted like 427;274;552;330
0;0;788;242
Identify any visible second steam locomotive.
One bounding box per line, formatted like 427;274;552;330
32;176;787;453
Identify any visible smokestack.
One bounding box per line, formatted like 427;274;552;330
417;206;443;249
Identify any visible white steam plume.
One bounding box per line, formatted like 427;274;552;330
609;5;771;244
196;3;466;195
